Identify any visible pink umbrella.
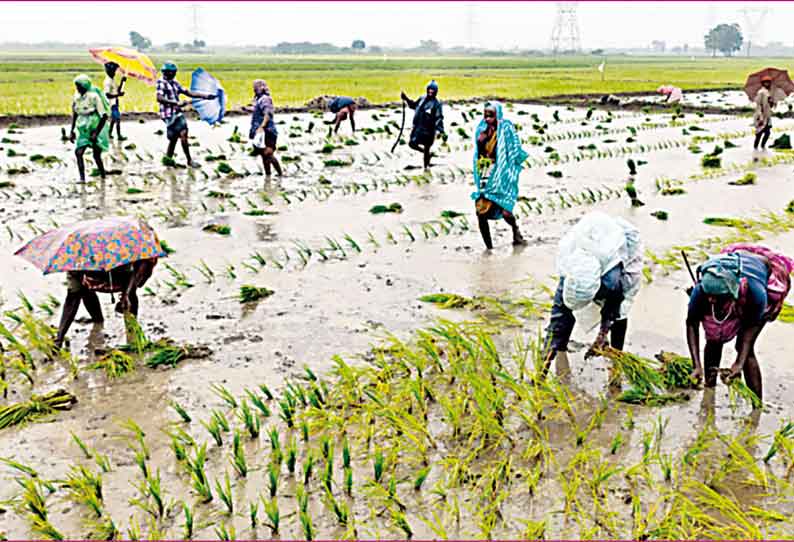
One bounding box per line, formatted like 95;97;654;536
15;216;167;275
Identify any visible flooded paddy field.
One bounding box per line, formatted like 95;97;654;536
2;96;794;539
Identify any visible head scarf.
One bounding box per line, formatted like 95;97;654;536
426;79;439;92
699;254;741;299
73;74;111;110
161;62;178;73
561;249;602;311
253;79;270;96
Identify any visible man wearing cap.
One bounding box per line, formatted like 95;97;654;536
541;212;643;369
401;80;445;169
156;61;216;167
103;62;127;140
753;75;774;150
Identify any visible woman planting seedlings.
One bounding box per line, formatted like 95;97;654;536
541;212;643;370
470;102;528;249
69;74;110;182
327;96;357;135
685;244;794;402
246;79;282;177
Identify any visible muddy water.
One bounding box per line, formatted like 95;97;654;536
2;101;794;538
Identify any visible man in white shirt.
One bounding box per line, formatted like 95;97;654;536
103;62;127;140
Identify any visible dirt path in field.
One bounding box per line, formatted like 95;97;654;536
2;99;794;538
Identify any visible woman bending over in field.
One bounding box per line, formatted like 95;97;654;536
246;79;282;177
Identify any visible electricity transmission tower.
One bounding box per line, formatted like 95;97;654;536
741;6;769;57
550;2;581;54
188;3;203;45
464;3;476;50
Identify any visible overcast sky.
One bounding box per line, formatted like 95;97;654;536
1;2;791;50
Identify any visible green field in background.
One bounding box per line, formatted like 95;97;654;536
0;52;788;116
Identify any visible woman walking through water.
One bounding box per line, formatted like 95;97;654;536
69;75;110;182
470;102;528;249
686;244;794;402
248;79;282;177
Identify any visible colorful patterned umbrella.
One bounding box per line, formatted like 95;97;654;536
14;217;167;275
89;46;158;86
744;67;794;103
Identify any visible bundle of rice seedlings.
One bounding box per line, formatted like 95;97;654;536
778;303;794;323
418;293;471;309
124;313;150;355
659;186;686;196
651;210;669;221
617;387;688;406
125;187;144;194
146;344;211;369
655;351;695;388
324;159;351;167
770;134;792;150
597;346;665;394
547;170;563;178
243;209;278;216
203;224;231;235
239;285;274;303
440;210;465;218
703;217;750;228
729;172;757;186
369;203;403;214
159;240;175;254
701;154;722;168
90;350;135;378
720;369;762;409
207;190;233;199
0;389;77;429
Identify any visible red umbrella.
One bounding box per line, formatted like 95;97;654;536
744;67;794;102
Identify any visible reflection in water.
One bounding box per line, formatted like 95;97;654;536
255;221;278;243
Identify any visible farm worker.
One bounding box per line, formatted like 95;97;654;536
400;80;445;169
470;101;528;249
247;79;282;177
103;62;127;140
328;96;357;134
156;61;216;168
69;74;110;182
541;212;643;368
55;258;158;349
753;75;774;150
686;244;794;402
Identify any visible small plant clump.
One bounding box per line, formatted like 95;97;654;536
369;203;403;214
651;210;669;221
729;172;757;186
0;389;77;429
239;285;275;303
203;224;231;235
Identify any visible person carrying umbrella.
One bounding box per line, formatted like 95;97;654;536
471;101;528;249
685;244;794;403
14;217;167;349
327;96;357;134
540;212;644;370
156;62;216;168
69;74;110;182
400;80;445;169
754;75;774;150
103;62;127;140
247;79;282;177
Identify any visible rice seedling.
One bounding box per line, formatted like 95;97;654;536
370;202;403;214
721;371;763;409
0;389;77;429
268;461;280;497
374;448;385;483
239;285;274;303
89;349;135;378
182;502;194;539
203;223;231;235
299;510;315;541
730;172;757;186
703;217;750;228
215;522;235;541
261;496;280;535
169;400;191;423
547;170;563;178
215;471;235;515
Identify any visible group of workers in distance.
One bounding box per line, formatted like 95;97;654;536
63;67;786;407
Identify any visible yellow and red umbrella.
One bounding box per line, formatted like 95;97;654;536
88;46;157;86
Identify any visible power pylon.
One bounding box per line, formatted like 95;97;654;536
188;3;202;45
464;3;476;50
550;2;581;54
741;6;769;57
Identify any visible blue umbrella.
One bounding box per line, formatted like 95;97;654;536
190;68;225;125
